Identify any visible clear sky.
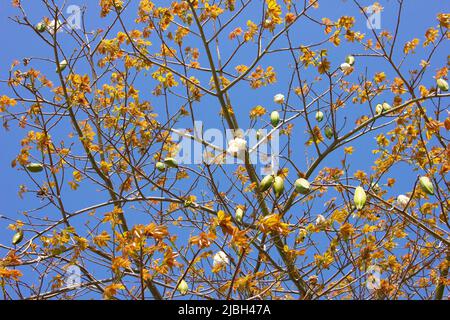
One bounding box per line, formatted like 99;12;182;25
0;0;448;299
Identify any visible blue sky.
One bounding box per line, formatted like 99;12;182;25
0;0;448;299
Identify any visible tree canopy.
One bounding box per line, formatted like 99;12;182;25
0;0;449;300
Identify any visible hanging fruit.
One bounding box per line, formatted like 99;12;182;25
436;78;449;91
26;163;44;173
12;230;24;245
259;175;274;192
354;186;367;210
295;178;311;195
273;176;285;198
177;279;189;296
271;111;280;127
315;111;324;122
346;55;355;66
382;102;391;112
156;162;166;172
56;59;68;73
325;126;333;139
235;207;244;223
376;104;383;115
164;157;178;168
419;176;434;195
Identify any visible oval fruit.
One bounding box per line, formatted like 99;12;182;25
12;230;24;245
26;163;44;173
382;102;391;112
164;157;179;168
177;279;189;296
315;111;324;122
325;126;333;139
376;104;383;115
419;176;434;196
273;176;285;198
437;78;449;92
346;55;355;66
354;186;367;210
259;175;274;192
56;59;68;73
295;178;311;195
156;162;166;172
271;111;280;127
235;207;244;223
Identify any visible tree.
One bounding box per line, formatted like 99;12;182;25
0;0;448;300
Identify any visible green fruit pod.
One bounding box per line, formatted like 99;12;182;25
354;186;367;210
35;22;46;33
436;78;449;92
295;178;311;195
156;162;166;172
235;207;244;223
259;175;274;192
315;111;324;122
273;176;285;198
382;102;391;112
325;126;333;140
177;279;189;296
56;59;68;73
375;104;383;115
26;163;44;173
164;157;178;168
419;176;434;196
271;111;280;127
346;55;355;66
12;230;24;245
